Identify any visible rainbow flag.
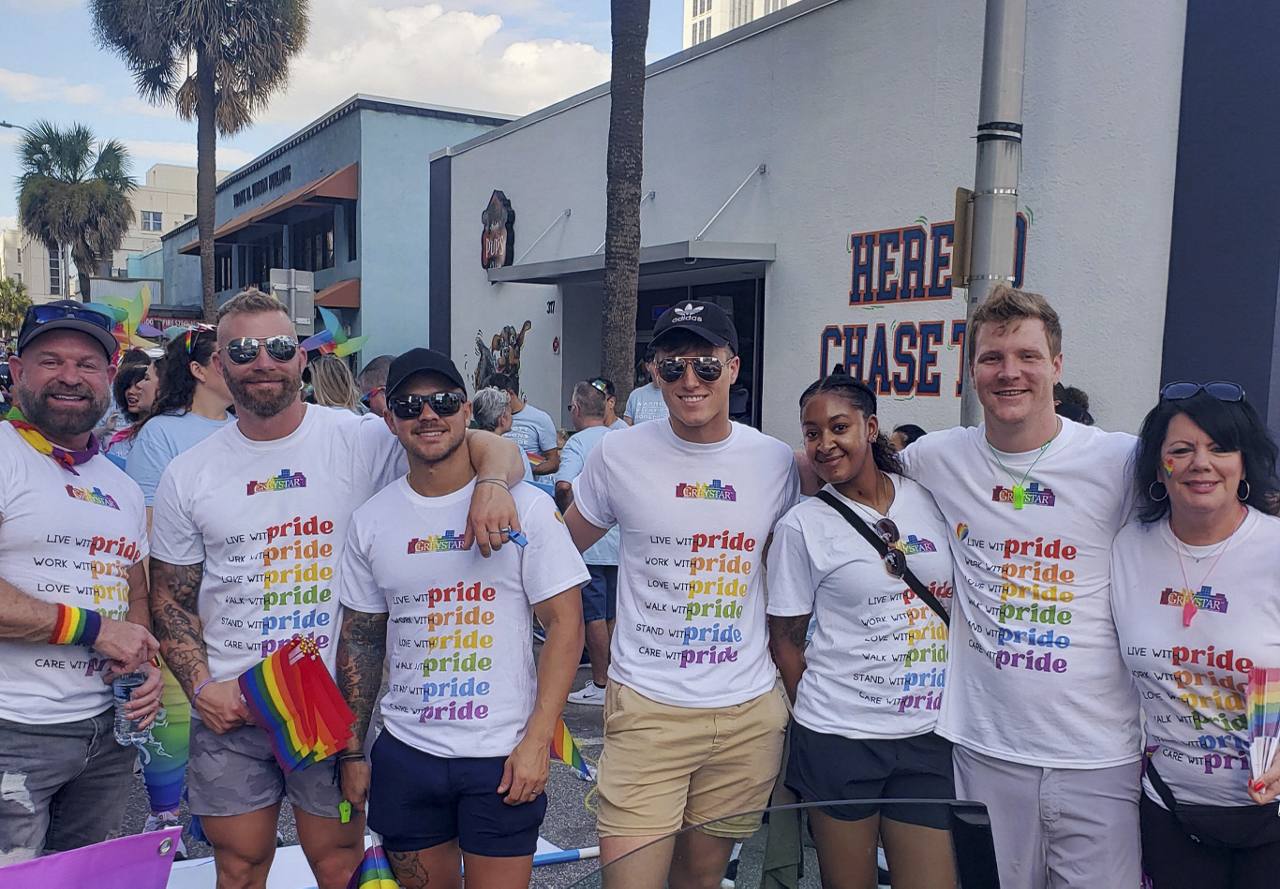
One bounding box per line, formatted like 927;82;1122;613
550;717;594;782
1247;667;1280;782
347;845;398;889
239;635;354;774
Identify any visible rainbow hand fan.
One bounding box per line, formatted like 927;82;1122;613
550;717;595;782
300;306;368;357
238;635;355;774
1246;668;1280;785
347;844;398;889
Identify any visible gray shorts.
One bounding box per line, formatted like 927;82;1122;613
187;717;344;819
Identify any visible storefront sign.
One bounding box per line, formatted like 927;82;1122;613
481;190;515;269
233;165;293;208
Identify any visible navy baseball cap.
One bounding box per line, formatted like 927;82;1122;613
650;300;739;354
386;348;467;396
17;301;119;360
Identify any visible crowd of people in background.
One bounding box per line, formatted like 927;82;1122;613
0;286;1278;889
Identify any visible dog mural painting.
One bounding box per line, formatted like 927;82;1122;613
474;320;532;392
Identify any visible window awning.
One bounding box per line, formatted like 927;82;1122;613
314;277;360;309
485;240;776;286
179;163;359;255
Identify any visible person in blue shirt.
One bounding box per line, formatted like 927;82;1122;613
491;372;560;476
556;380;621;706
472;386;534;482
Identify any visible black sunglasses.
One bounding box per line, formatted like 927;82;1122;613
656;356;725;384
871;517;907;578
389;392;465;419
1160;381;1246;403
223;336;299;365
29;303;115;333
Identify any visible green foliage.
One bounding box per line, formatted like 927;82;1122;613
0;278;31;338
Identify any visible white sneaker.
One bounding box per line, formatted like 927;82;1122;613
567;681;606;706
143;810;188;860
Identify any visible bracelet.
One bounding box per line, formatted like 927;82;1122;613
476;477;508;490
336;751;365;763
49;604;102;647
193;678;215;700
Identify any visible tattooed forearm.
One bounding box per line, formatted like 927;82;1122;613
770;614;811;649
387;849;431;889
337;608;388;750
149;559;209;698
768;613;811;704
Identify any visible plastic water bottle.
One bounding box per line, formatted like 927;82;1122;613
112;672;151;746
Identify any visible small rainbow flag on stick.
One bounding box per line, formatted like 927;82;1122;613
1246;668;1280;785
550;717;595;782
347;844;398;889
239;635;355;774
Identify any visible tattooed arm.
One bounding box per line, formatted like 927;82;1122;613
335;607;387;811
768;613;811;704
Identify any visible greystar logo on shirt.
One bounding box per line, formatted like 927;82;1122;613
246;469;308;496
672;303;704;324
1160;585;1229;615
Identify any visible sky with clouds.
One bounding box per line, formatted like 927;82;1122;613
0;0;684;228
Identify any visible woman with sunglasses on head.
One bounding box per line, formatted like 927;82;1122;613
102;356;159;468
1111;382;1280;888
766;369;956;889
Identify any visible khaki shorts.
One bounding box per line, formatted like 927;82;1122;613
596;681;788;839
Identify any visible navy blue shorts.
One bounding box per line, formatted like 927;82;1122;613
368;730;547;856
785;720;954;828
582;564;618;623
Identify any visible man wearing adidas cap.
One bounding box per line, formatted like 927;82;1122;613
564;300;799;888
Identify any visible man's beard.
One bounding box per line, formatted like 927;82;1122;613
16;382;109;441
223;366;302;418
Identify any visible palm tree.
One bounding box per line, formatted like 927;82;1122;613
16;121;136;301
92;0;310;321
0;277;30;338
600;0;650;405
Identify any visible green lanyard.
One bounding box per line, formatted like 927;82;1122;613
987;435;1055;510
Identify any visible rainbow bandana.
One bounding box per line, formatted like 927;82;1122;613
5;407;99;475
238;635;355;774
346;845;398;889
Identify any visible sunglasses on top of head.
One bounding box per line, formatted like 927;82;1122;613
28;303;116;332
222;336;299;365
388;391;465;419
656;356;726;384
1159;381;1246;403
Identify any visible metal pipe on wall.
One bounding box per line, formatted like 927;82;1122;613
960;0;1028;425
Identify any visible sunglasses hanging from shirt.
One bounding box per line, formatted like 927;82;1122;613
816;490;950;627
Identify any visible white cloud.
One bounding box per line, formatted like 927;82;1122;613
255;1;611;125
0;67;104;105
126;140;257;170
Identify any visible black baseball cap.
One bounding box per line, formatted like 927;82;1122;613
650;300;738;354
386;348;467;396
17;301;119;360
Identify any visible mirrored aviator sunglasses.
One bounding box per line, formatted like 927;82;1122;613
656;356;724;384
1160;381;1246;403
224;335;299;365
389;392;465;419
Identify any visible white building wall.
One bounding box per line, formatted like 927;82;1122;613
448;0;1185;442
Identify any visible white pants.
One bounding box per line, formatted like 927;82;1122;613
953;745;1142;889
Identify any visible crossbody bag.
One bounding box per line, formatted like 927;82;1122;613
1145;758;1280;849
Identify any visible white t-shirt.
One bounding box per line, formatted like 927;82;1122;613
767;477;953;739
506;403;558;456
624;383;669;424
0;424;149;723
901;420;1141;768
1112;508;1280;807
338;478;589;757
150;406;405;681
573;419;799;707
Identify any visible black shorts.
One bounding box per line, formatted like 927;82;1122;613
785;720;954;828
582;565;618;623
1140;792;1280;888
368;730;547;857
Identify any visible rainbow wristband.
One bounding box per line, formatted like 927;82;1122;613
49;604;101;647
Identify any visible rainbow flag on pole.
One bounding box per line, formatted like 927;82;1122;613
549;717;595;782
238;635;355;774
347;844;398;889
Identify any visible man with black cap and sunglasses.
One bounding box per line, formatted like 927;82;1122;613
0;301;162;862
334;347;588;889
148;289;527;889
563;300;799;889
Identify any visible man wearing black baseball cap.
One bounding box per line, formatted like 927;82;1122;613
335;346;588;888
562;300;800;888
0;301;161;862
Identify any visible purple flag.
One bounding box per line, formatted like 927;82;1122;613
0;827;181;888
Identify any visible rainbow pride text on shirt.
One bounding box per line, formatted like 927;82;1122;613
406;530;469;554
246;469;308;496
65;484;119;510
674;479;737;501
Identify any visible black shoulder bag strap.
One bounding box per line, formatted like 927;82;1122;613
815;490;950;627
